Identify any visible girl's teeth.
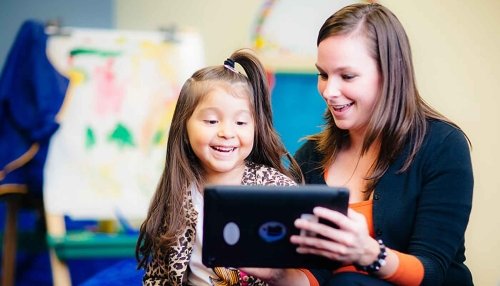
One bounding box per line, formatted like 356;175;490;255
213;146;235;152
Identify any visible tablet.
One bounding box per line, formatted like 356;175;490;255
202;184;349;269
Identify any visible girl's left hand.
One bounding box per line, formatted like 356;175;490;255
238;268;283;282
290;207;379;266
239;268;309;286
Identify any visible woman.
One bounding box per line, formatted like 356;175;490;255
246;3;473;286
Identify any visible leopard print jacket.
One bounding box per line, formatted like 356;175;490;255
143;161;297;286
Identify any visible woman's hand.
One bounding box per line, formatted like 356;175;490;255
290;207;380;266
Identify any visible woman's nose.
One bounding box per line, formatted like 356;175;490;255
322;79;341;99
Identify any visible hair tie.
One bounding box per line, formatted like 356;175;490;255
223;58;238;73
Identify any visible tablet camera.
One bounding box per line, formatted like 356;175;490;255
223;222;240;245
259;221;287;242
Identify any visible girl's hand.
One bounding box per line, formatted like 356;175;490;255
239;268;283;282
239;268;309;286
290;207;380;266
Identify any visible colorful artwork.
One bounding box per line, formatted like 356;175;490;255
44;28;204;221
252;0;359;70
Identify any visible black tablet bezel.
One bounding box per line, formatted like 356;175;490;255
202;184;349;269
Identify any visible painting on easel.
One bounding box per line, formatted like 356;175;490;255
44;27;204;222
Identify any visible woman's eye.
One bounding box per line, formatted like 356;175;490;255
236;121;247;126
342;74;356;80
203;120;218;124
317;73;328;80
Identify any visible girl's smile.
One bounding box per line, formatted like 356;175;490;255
187;87;254;182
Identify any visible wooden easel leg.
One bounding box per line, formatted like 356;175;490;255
2;197;19;286
46;213;71;286
48;248;71;286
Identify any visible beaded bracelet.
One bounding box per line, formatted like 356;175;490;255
354;239;387;274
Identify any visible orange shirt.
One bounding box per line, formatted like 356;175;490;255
300;196;424;285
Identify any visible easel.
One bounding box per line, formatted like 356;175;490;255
42;22;197;285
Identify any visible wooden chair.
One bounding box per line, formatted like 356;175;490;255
0;185;27;286
1;185;136;286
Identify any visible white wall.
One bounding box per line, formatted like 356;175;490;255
115;0;259;67
0;0;113;71
117;1;500;285
383;1;500;285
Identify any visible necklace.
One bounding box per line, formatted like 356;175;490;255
342;154;362;187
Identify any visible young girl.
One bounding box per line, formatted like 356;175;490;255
136;49;302;286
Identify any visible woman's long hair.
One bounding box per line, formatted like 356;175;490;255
136;49;303;268
312;3;467;196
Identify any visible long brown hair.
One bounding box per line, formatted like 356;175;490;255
136;49;302;267
312;3;467;195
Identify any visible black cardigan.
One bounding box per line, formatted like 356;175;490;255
294;120;473;286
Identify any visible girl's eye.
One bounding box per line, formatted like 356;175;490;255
236;121;247;126
317;73;328;80
204;120;218;124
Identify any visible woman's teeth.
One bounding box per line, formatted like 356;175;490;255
333;102;354;111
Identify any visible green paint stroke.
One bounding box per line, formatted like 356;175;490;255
70;48;121;58
85;127;96;149
152;130;164;145
108;123;135;148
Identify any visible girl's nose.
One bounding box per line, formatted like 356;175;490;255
217;123;236;138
